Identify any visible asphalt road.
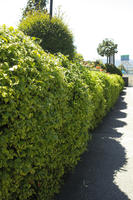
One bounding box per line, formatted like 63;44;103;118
55;87;133;200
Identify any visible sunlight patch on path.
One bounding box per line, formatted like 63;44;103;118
114;88;133;200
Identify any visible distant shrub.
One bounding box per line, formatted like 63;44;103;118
72;52;84;64
18;11;75;59
0;26;124;200
105;63;122;76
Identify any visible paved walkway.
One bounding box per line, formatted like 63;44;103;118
55;87;133;200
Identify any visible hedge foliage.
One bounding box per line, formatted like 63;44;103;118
0;26;124;200
19;11;75;59
105;63;122;76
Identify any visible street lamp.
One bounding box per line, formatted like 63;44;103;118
50;0;53;19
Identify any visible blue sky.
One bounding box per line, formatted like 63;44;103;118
0;0;133;61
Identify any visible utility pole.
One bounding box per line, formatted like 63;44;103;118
50;0;53;19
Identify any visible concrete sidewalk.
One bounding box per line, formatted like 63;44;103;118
55;87;133;200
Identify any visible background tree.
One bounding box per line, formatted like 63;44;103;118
97;39;118;64
22;0;47;18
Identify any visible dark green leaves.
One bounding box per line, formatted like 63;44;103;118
19;12;75;60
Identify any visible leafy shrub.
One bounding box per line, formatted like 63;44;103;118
0;26;92;200
0;26;124;200
0;25;69;200
105;63;122;76
18;11;75;59
72;52;84;64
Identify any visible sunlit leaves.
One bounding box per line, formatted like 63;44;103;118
0;26;124;200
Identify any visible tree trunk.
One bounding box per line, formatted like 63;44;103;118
109;55;111;64
113;54;115;65
107;56;108;64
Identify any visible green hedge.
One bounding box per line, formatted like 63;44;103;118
59;56;124;129
0;26;124;200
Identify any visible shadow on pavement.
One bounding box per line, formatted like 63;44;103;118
55;88;130;200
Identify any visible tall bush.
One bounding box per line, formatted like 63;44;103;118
18;11;75;59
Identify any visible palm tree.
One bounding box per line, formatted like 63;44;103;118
97;39;118;65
